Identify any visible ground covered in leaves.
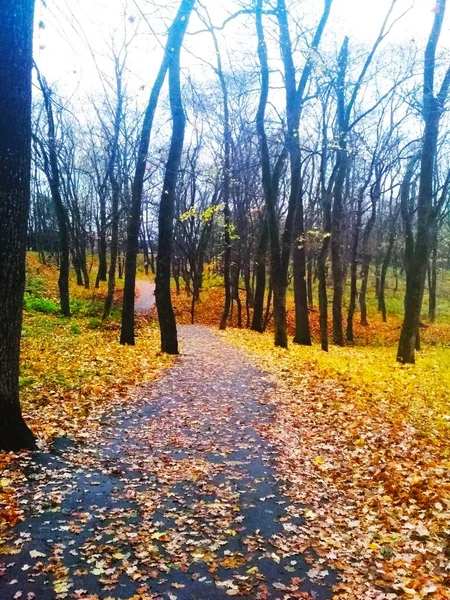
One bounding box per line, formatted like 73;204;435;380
1;326;337;600
221;329;450;599
2;258;450;598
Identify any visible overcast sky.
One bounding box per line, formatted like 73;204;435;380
34;0;450;106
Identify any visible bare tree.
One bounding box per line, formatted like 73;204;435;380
120;0;194;346
34;69;71;317
155;0;196;354
397;0;450;363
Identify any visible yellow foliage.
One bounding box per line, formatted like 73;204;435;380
21;253;171;445
220;328;450;597
220;329;450;449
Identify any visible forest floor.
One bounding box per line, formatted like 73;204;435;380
1;258;450;599
135;282;155;314
0;326;338;600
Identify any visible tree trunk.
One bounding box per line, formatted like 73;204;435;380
103;178;120;320
379;222;396;323
293;188;311;345
36;71;71;317
0;0;37;451
398;0;448;362
251;215;268;333
359;179;379;326
307;252;314;308
346;193;363;342
331;146;346;346
211;33;232;331
318;234;331;352
95;202;108;287
155;1;194;354
121;0;194;345
428;226;438;321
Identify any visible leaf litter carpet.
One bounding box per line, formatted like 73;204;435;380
0;325;336;600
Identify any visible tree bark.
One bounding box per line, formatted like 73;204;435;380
428;225;438;321
379;213;398;323
359;176;379;326
251;214;268;332
276;0;331;347
398;0;449;362
0;0;37;451
121;0;194;345
35;71;71;317
95;200;108;287
331;38;349;347
346;193;362;342
293;184;311;345
155;0;195;354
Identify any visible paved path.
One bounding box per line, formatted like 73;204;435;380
0;327;336;599
135;280;155;313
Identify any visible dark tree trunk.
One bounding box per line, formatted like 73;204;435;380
244;263;253;329
358;174;379;326
121;0;194;346
264;279;273;332
35;71;71;317
73;252;84;286
398;0;449;362
359;187;378;327
118;249;123;279
331;38;349;347
318;106;333;352
96;202;108;287
428;226;438;321
103;68;123;319
0;0;37;451
211;30;232;331
256;0;330;348
148;238;156;274
219;201;232;330
374;261;381;299
331;147;346;346
231;259;242;328
306;252;314;308
103;178;120;320
155;1;194;354
255;1;287;347
379;218;397;323
251;215;268;332
346;193;363;343
317;244;330;352
293;183;311;345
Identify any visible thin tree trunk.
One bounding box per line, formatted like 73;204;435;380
121;0;194;345
96;202;108;287
331;38;349;347
293;190;311;345
359;178;379;326
428;226;438;321
35;71;71;317
155;1;194;354
379;220;397;323
307;252;314;307
103;178;120;319
346;193;362;342
251;215;268;332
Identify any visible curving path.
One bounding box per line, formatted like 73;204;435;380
0;326;336;600
135;280;156;313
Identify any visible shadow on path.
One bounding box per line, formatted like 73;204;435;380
0;326;337;599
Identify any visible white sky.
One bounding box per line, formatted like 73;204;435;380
34;0;450;109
